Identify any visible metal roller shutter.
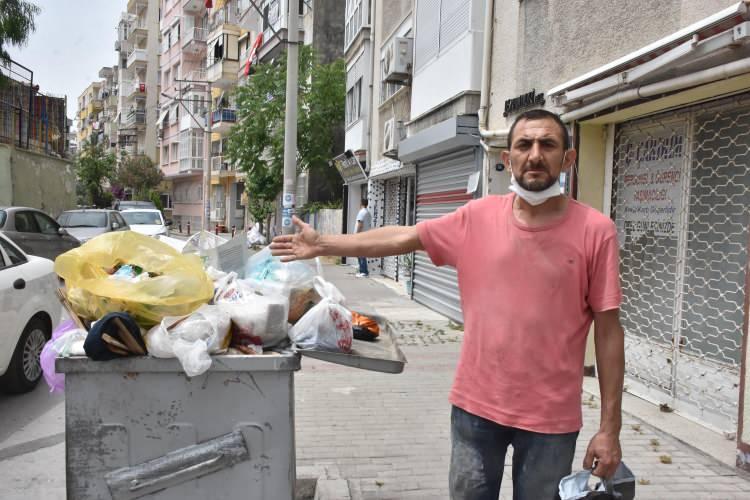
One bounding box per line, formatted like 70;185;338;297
413;148;478;323
612;93;750;433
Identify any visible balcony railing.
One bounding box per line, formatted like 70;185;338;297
124;110;146;127
179;157;203;172
211;108;237;124
127;48;147;68
183;27;207;47
211;155;229;171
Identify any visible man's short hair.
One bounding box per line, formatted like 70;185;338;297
507;109;571;150
361;199;368;207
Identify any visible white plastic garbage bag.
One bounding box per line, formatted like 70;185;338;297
559;463;635;500
146;304;232;377
289;277;353;353
247;223;267;246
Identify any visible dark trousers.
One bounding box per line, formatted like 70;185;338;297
357;257;368;275
450;406;578;500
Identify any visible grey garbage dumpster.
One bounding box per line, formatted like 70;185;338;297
57;317;405;500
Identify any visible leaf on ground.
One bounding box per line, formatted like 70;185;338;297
659;454;672;464
638;478;651;485
375;480;384;487
630;424;642;433
650;438;660;447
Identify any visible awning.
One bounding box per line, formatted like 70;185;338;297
332;150;367;185
368;158;415;180
548;2;749;100
157;107;169;126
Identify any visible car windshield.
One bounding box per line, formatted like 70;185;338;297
58;212;107;228
121;211;163;225
0;210;5;228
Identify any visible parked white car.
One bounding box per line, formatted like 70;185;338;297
120;209;171;237
0;232;61;393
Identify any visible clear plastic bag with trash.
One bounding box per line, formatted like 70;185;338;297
289;277;353;353
244;246;321;323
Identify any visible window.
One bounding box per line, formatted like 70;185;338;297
58;212;107;228
32;212;60;235
0;237;26;266
345;78;362;126
414;0;470;71
171;142;179;160
162;29;170;53
0;210;7;228
164;70;171;88
162;145;169;164
236;182;245;209
14;211;40;233
345;0;365;48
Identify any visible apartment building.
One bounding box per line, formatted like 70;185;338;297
158;0;211;231
76;82;103;146
114;0;160;162
98;66;119;154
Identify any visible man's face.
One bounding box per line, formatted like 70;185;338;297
502;118;576;191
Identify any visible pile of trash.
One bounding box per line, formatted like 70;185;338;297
43;230;381;392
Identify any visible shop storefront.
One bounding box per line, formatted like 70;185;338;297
399;116;482;323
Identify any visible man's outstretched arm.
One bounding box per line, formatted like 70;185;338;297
270;215;423;262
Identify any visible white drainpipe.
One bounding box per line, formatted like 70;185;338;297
561;56;750;122
478;0;508;142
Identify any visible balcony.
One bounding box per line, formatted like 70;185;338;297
127;0;147;15
124;109;146;128
179;157;204;173
206;58;239;89
211;108;237;134
182;27;207;55
122;80;146;100
210;155;235;176
126;18;147;43
87;99;103;115
182;0;204;14
126;48;147;69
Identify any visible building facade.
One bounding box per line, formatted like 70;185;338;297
115;0;160;162
76;82;103;147
483;0;750;463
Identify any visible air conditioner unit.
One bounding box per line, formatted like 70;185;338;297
383;118;401;157
383;37;413;83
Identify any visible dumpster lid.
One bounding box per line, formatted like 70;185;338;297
295;315;407;374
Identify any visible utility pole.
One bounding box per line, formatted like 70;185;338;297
204;81;212;231
281;0;300;235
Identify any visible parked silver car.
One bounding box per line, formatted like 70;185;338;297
0;206;80;261
57;209;130;243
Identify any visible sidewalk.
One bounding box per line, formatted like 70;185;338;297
297;263;750;500
1;263;749;499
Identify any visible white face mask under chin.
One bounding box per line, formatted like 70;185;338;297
508;160;564;206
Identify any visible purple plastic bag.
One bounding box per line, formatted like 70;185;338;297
41;319;78;393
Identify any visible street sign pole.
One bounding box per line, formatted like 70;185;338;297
281;0;300;235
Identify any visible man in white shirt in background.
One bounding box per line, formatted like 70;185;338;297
354;199;372;277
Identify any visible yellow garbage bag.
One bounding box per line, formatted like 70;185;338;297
54;231;214;327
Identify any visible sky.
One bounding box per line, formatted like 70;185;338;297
7;0;128;123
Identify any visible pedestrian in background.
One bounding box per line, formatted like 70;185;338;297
271;109;624;500
354;199;372;277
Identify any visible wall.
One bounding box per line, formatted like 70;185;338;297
310;208;342;235
0;145;76;217
487;0;740;132
313;0;346;64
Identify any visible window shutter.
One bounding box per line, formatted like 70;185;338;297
439;0;470;50
415;0;440;71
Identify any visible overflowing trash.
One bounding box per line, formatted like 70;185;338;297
44;228;390;384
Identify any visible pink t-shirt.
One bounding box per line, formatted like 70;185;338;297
417;194;622;433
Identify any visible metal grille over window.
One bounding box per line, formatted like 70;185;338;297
611;94;750;433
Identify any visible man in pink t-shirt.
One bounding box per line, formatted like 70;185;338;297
272;109;625;500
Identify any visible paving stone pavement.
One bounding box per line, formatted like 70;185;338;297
295;264;750;499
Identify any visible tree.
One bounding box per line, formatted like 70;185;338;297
116;155;164;201
75;142;116;208
226;45;345;235
0;0;40;62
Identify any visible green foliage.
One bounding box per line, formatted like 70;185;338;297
298;199;342;216
226;45;345;228
117;155;164;201
74;142;116;208
0;0;40;62
148;190;164;211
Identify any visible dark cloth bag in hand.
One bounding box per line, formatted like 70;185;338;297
559;462;635;500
